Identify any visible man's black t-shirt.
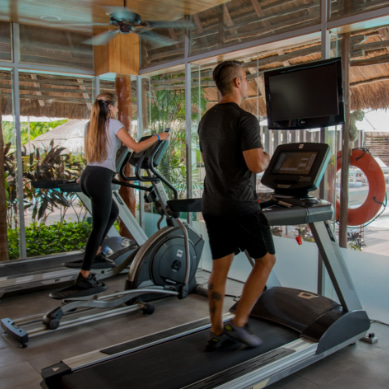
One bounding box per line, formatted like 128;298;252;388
198;102;263;216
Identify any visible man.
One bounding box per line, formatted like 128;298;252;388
198;61;276;351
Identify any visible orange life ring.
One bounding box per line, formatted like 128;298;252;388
336;148;386;226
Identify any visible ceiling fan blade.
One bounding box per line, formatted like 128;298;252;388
145;19;195;30
49;22;111;27
83;29;120;46
103;6;140;23
137;30;178;48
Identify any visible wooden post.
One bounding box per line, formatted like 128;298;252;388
0;115;9;261
116;75;136;239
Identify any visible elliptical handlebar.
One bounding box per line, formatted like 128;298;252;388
116;136;178;199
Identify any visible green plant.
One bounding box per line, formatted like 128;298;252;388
7;221;91;259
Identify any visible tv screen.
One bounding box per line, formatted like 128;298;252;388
264;57;345;130
272;151;318;176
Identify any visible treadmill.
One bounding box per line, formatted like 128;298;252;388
40;142;370;389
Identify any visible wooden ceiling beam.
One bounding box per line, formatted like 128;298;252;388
12;85;93;94
0;92;91;104
351;54;389;66
350;75;389;87
250;0;270;27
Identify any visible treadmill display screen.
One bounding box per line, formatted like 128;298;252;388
272;151;318;175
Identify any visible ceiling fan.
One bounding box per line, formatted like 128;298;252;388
69;0;195;47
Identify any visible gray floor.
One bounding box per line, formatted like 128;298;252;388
0;271;388;389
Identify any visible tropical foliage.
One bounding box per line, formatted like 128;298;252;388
1;119;67;145
7;221;91;259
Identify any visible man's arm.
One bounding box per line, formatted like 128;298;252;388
243;148;270;173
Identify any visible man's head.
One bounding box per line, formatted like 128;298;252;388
213;61;248;97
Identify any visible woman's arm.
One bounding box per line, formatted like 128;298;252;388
116;128;169;153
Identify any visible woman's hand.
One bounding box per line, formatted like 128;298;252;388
158;132;170;141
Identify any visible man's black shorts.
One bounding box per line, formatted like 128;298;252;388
203;212;276;260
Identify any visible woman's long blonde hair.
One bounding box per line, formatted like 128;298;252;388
84;92;117;163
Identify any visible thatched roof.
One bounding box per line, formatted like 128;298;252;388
0;73;118;119
0;0;388;119
24;119;88;154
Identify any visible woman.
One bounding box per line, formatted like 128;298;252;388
76;92;169;294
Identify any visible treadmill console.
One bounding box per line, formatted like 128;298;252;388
258;143;333;224
261;142;331;198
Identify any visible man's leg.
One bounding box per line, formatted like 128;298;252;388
208;253;234;335
233;252;276;327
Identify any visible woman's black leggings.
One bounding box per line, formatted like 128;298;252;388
79;166;119;271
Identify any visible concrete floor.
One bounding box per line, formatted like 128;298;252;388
0;271;387;389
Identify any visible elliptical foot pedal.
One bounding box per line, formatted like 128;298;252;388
65;254;115;269
49;284;107;300
64;260;83;269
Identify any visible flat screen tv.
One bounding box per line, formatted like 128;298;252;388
264;57;345;130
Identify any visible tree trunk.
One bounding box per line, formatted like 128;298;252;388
0;115;9;261
115;75;136;239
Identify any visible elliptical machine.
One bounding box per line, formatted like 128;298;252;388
1;136;204;347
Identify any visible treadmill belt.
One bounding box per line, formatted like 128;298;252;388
59;319;299;389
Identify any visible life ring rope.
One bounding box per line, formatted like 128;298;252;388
336;148;387;226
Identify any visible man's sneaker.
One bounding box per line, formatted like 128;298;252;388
205;331;241;352
75;273;108;292
224;320;262;348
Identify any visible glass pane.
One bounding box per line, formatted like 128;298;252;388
147;69;187;200
138;70;190;234
332;23;389;255
19;24;93;71
327;21;389;322
190;0;321;57
329;0;389;20
19;72;95;258
0;22;11;62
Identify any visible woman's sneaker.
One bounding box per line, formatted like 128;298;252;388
224;320;262;348
92;253;115;269
75;273;108;293
49;273;107;299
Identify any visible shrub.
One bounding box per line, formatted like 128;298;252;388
8;221;91;259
